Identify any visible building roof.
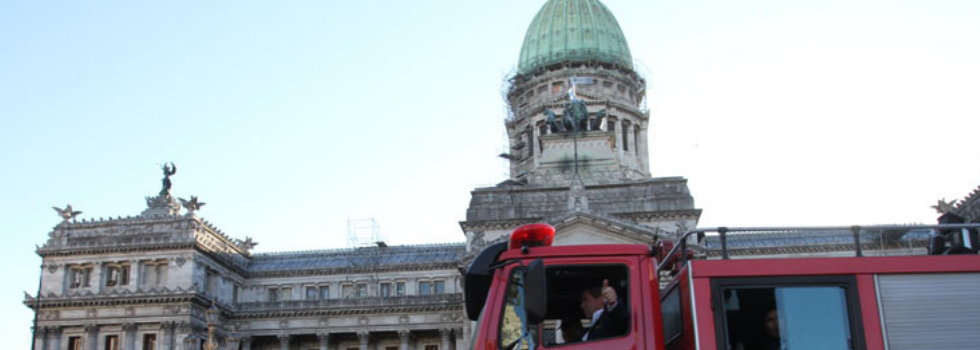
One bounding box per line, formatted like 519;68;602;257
247;243;465;272
518;0;633;74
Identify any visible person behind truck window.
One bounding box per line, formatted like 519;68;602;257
559;314;584;344
753;309;781;350
580;279;628;341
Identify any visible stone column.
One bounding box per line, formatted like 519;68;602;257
85;324;100;350
176;323;193;350
33;326;47;350
278;334;290;350
357;331;370;350
240;336;253;350
317;333;330;350
397;330;411;350
439;329;452;350
161;322;176;350
454;328;464;350
638;124;649;173
123;323;138;350
49;327;62;350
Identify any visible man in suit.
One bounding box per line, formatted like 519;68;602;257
580;279;628;341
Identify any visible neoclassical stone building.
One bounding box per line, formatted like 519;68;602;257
27;1;705;349
29;192;467;350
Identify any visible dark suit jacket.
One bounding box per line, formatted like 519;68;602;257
585;302;629;341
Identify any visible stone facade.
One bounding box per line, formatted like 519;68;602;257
27;194;467;350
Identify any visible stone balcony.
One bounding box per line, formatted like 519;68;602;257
235;293;463;313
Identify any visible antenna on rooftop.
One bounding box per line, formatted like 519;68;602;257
347;218;385;248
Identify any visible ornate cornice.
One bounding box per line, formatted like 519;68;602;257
24;289;199;310
245;262;460;278
459;218;542;232
611;209;702;222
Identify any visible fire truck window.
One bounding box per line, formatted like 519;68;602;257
661;285;683;344
721;286;854;350
499;268;538;350
542;265;630;347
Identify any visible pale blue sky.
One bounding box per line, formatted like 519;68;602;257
2;0;979;344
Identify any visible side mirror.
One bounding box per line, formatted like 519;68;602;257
524;258;547;325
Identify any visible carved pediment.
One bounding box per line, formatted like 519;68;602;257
548;211;657;246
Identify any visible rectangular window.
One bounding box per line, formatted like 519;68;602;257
306;287;317;300
380;283;392;298
712;276;865;350
68;337;83;350
69;266;92;289
320;286;330;300
233;285;239;303
434;280;445;294
105;335;119;350
142;334;157;350
661;285;683;344
268;288;279;302
534;265;630;346
142;261;168;286
106;265;130;287
419;281;432;296
342;284;354;298
395;282;405;296
356;283;368;297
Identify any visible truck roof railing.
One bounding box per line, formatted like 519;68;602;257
656;224;980;274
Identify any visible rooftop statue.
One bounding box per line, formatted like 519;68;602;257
52;204;82;223
932;198;959;214
179;196;205;215
545;100;606;134
160;162;176;196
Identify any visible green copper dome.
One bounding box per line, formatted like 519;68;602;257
518;0;633;74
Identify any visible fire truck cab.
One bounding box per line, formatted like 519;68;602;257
464;223;980;350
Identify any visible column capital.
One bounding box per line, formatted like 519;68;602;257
357;331;370;342
317;333;330;342
277;334;290;341
122;323;138;332
84;324;100;334
239;336;253;345
49;326;63;336
439;328;453;338
397;329;411;341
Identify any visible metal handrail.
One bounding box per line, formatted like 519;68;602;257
655;224;980;274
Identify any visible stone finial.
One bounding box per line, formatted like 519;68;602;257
235;237;258;253
931;198;959;214
52;204;82;223
179;196;206;215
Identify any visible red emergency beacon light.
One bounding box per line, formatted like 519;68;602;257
509;223;556;250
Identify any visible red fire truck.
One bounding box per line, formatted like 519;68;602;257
463;222;980;350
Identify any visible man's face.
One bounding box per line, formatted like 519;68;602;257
764;310;780;338
580;290;604;317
